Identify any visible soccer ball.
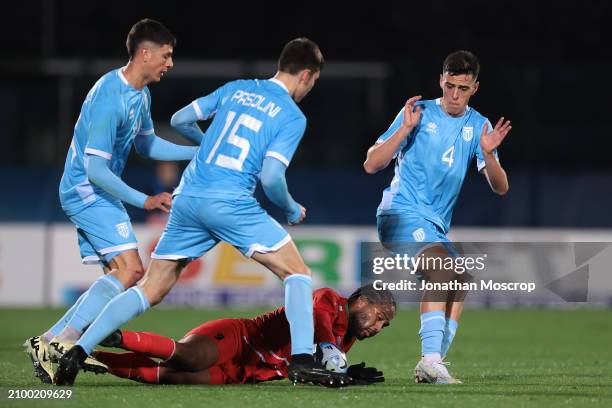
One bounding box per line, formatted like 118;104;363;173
315;342;348;373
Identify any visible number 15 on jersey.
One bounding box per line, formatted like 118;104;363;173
206;111;262;172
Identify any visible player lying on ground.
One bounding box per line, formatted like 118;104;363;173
364;50;511;384
93;286;394;385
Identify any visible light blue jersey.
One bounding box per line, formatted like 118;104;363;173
174;78;306;198
59;68;155;216
377;98;497;233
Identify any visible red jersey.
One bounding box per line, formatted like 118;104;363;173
231;288;355;383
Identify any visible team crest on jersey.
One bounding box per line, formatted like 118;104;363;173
115;222;130;238
462;126;474;142
412;228;426;242
426;122;438;134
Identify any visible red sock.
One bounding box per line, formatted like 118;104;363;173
95;351;160;384
120;331;176;360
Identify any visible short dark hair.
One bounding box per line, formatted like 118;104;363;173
278;38;324;75
443;50;480;79
126;19;176;59
348;285;396;309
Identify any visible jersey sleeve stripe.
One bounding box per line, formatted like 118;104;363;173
84;148;112;160
191;100;205;121
138;128;155;136
265;151;290;167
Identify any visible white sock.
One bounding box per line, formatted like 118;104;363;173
423;353;442;363
57;326;82;343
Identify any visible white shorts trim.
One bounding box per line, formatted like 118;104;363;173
81;255;101;265
84;148;112;160
265;151;290;167
246;234;292;258
150;253;190;260
98;242;138;255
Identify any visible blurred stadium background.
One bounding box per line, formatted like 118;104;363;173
1;1;611;309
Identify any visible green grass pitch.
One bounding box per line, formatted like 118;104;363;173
1;308;611;407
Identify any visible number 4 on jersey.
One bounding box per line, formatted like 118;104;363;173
442;146;454;167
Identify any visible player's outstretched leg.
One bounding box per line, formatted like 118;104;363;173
54;259;183;385
252;241;352;388
94;351;161;383
48;251;144;373
103;330;176;361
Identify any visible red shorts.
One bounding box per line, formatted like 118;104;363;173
186;318;287;384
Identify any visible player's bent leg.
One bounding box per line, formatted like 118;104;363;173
54;260;184;386
251;238;310;280
252;243;350;387
49;251;144;365
138;259;186;306
94;351;160;384
166;334;220;372
158;366;213;385
106;250;146;288
252;242;314;359
168;318;245;372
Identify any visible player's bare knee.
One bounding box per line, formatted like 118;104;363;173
283;266;311;280
122;265;145;287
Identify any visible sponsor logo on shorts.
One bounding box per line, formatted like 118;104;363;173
462;126;474;142
116;222;130;238
412;228;426;242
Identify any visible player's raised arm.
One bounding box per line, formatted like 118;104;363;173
134;96;198;160
170;84;229;144
133;132;198;161
170;103;206;144
363;96;422;174
479;118;511;195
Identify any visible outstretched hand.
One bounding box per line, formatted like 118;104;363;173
347;362;384;385
480;117;511;154
402;96;422;130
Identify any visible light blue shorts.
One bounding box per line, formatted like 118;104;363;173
376;212;458;258
68;201;138;265
152;194;290;260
